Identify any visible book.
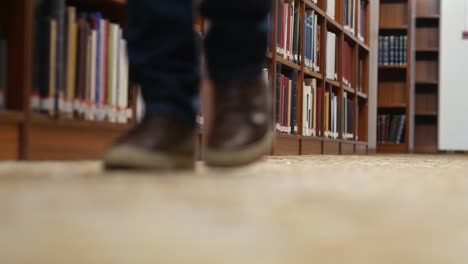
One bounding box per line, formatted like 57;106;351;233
396;115;406;144
65;7;77;116
378;34;407;66
0;38;6;110
33;5;132;123
326;31;337;80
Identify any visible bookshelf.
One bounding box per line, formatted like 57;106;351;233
377;0;413;153
0;0;374;160
413;0;439;153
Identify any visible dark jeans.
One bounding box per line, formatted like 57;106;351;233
126;0;271;127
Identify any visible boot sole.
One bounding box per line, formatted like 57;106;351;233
104;146;195;171
204;131;274;167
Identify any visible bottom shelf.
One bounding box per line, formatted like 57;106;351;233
28;115;133;160
377;143;408;153
0;111;25;160
414;145;438;153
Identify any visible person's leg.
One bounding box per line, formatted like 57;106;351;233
104;0;199;170
201;0;273;167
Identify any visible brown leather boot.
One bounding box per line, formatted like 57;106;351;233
205;74;273;167
104;115;195;170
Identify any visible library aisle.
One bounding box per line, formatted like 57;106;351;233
1;155;468;263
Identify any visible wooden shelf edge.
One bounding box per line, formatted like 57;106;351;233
276;56;301;70
379;25;408;30
416;15;440;20
415;111;438;117
343;85;355;94
301;135;324;141
379;65;407;69
325;79;341;87
303;0;326;17
323;138;342;143
275;132;301;139
326;16;343;32
31;114;134;131
378;104;407;109
357;91;368;99
304;68;323;79
415;48;439;53
415;80;439;85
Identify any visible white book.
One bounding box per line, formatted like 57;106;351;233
288;2;295;60
118;38;129;123
312;78;317;135
313;13;318;70
45;19;57;115
89;30;97;121
302;82;308;136
108;24;119;122
65;7;76;115
308;85;313;136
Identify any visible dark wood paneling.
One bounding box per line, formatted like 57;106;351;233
355;143;368;155
377;143;407;153
416;27;439;49
323;140;340;154
0;123;20;160
301;138;322;155
341;141;355;155
28;119;131;160
414;120;437;150
273;135;300;155
415;60;438;83
379;1;408;27
416;0;439;16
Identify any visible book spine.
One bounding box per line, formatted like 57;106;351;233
0;38;6;109
275;64;281;128
54;0;66;114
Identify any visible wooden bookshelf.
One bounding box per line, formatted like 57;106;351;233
0;0;374;160
377;0;413;153
413;0;439;153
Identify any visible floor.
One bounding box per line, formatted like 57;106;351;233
1;155;468;264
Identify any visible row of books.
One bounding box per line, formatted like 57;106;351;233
276;0;301;62
0;37;6;110
275;65;359;139
343;0;356;33
377;114;406;144
326;31;338;81
342;92;355;140
327;0;336;19
344;0;368;40
304;10;321;71
302;78;321;137
357;57;365;92
33;1;132;123
275;65;299;134
342;40;353;88
324;86;339;139
378;35;407;66
357;0;367;41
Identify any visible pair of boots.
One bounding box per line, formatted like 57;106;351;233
104;75;273;170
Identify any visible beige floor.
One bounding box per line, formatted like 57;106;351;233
1;155;468;264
